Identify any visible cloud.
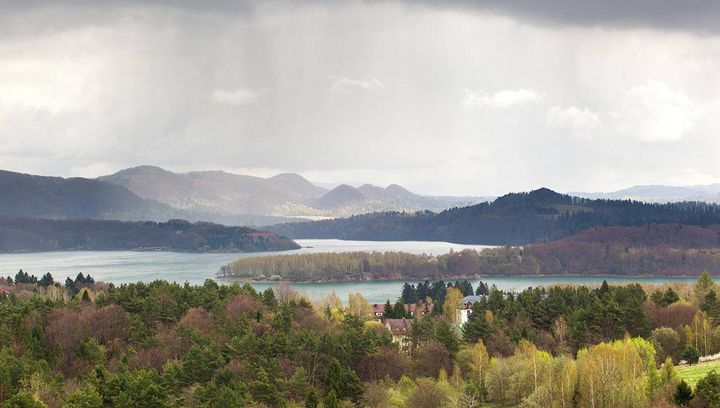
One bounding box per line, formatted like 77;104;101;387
330;76;383;92
546;106;600;139
211;87;261;105
464;88;542;109
615;81;698;142
5;0;720;35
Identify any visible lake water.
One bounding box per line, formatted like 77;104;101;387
0;239;701;303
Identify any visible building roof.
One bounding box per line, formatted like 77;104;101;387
462;295;483;304
371;303;434;315
384;318;412;336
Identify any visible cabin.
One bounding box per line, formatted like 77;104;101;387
384;318;412;352
0;287;10;298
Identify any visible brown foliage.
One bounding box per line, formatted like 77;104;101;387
357;346;409;382
224;293;263;320
44;304;130;376
487;332;515;357
178;307;213;334
412;340;450;378
645;301;697;330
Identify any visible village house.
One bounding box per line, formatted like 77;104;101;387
457;295;483;326
384;318;412;353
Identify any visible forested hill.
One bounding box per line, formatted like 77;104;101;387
0;217;300;252
269;188;720;245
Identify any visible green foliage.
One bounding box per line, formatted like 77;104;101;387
682;346;700;365
63;384;103;408
3;278;720;408
323;389;339;408
696;370;720;408
6;392;47;408
674;380;693;407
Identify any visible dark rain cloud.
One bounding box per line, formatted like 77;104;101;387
3;0;720;33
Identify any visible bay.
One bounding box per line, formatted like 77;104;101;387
0;239;701;303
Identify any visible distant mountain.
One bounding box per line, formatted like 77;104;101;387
99;166;485;220
0;170;179;221
269;187;720;245
0;169;294;226
0;217;299;253
571;183;720;203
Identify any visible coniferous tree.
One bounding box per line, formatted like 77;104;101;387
674;380;693;407
38;272;54;287
463;302;491;344
682;346;700;365
382;300;393;319
695;371;720;408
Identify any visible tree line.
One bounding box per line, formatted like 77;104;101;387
269;188;720;245
2;273;720;407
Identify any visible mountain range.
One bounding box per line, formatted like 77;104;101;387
0;167;486;226
570;184;720;203
98;166;485;220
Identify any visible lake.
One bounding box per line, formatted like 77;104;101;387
0;239;702;303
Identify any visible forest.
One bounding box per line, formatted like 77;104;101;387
222;224;720;281
0;217;299;253
269;188;720;245
1;271;720;407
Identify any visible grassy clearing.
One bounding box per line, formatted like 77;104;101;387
676;360;720;388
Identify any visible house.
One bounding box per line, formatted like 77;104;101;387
0;287;10;297
384;318;412;352
458;295;483;326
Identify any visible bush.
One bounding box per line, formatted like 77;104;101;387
682;346;700;365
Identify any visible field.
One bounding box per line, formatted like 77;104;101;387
676;360;720;387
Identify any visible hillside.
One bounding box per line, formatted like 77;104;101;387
572;183;720;203
99;165;484;220
225;223;720;280
0;217;299;252
269;188;720;245
0;170;180;221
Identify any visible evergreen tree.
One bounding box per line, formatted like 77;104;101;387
262;288;277;308
37;272;54;287
392;300;406;319
462;302;491;343
682;346;700;365
673;380;693;407
696;370;720;408
382;300;393;319
401;283;417;304
663;287;680;306
65;277;79;296
324;359;343;395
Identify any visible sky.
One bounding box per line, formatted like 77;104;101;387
1;1;720;196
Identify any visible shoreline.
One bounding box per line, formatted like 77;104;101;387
216;272;708;284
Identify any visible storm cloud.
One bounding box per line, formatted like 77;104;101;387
1;0;719;195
